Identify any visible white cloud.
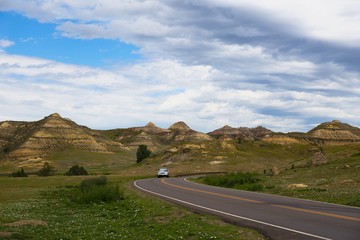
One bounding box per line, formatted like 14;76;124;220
0;39;15;48
3;0;359;46
208;0;360;47
1;50;360;132
1;1;360;132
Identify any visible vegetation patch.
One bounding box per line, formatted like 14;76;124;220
0;176;265;240
136;144;152;163
65;165;88;176
200;171;264;191
72;176;123;204
37;162;54;176
10;168;28;177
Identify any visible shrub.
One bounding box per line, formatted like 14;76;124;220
74;185;123;204
246;183;264;191
203;171;263;191
65;165;89;176
38;162;55;176
10;168;28;177
80;176;107;191
73;176;123;204
136;145;151;163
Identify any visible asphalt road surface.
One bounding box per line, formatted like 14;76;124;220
134;177;360;240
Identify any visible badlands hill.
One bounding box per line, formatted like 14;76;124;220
208;125;272;140
306;120;360;144
263;120;360;145
1;114;360;173
99;121;213;149
0;113;122;166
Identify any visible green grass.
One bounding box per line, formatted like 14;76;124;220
194;146;360;207
200;172;263;191
0;175;266;240
260;151;360;207
48;148;135;174
130;140;316;176
99;128;144;143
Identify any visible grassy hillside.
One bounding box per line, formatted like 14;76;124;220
128;140;317;176
193;144;360;207
48;148;136;174
260;146;360;206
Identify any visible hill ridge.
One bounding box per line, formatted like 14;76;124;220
0;113;122;167
1;115;360;167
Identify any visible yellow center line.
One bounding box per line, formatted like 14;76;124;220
161;178;263;203
271;204;360;222
161;179;360;222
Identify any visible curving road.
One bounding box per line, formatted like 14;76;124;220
134;177;360;240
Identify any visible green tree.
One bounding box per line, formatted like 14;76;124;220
136;145;151;163
10;168;28;177
38;162;55;176
65;165;89;176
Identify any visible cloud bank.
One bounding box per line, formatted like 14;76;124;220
0;0;359;132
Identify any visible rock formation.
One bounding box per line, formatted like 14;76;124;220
208;125;272;140
168;121;191;131
306;120;360;144
311;152;328;167
101;121;213;150
0;113;122;165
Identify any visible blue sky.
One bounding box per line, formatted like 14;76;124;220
0;0;359;132
0;11;141;67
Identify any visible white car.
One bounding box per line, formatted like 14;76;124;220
157;168;169;178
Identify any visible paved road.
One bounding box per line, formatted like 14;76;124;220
134;177;360;240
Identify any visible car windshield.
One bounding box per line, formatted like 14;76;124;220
159;169;168;173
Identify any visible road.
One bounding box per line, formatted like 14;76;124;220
134;177;360;240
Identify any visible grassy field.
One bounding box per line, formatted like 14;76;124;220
260;148;360;207
0;175;266;240
0;148;136;175
49;149;136;174
123;140;315;177
194;144;360;207
0;140;359;239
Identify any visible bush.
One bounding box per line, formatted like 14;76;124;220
246;183;264;191
74;185;123;204
10;168;28;177
81;176;107;190
203;171;263;191
65;165;89;176
136;145;151;163
38;162;55;176
73;176;123;204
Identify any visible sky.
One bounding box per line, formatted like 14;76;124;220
0;0;360;133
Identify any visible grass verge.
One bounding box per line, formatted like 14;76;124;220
200;172;263;191
0;175;266;240
194;151;360;207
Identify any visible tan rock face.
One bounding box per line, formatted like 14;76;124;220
220;141;236;150
309;129;360;141
104;121;213;150
263;135;301;145
174;132;213;142
312;152;328;167
307;120;360;144
168;121;191;131
145;122;157;128
208;125;272;140
1;113;121;164
272;166;280;176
